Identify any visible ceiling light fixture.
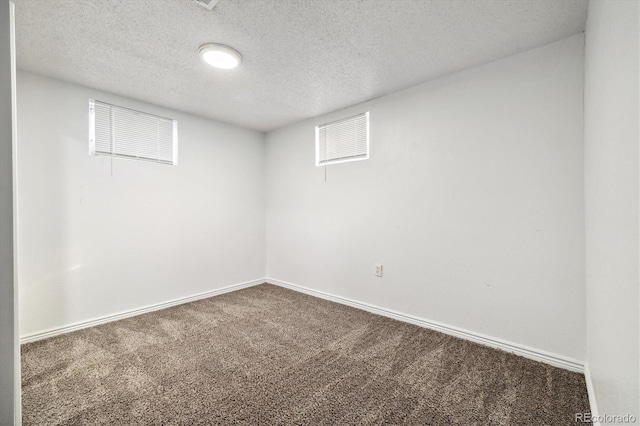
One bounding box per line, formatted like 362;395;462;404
198;44;242;70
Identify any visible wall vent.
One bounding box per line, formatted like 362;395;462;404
193;0;219;10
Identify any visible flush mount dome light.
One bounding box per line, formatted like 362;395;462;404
199;43;242;69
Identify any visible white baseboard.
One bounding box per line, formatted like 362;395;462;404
20;278;266;344
584;363;601;425
21;277;586;375
266;277;585;373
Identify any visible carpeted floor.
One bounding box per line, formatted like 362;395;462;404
22;284;589;425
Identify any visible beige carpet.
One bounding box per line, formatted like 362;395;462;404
22;284;589;425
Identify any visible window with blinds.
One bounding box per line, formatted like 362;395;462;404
89;100;178;165
315;112;369;166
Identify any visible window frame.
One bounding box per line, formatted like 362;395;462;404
88;99;179;166
315;111;369;167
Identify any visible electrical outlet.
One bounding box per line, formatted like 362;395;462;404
375;264;383;277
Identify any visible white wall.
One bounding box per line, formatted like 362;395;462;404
584;0;639;420
17;71;266;337
0;1;18;424
266;35;586;361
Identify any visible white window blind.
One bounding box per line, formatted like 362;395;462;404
89;100;178;165
315;112;369;166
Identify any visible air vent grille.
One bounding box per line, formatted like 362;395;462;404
193;0;219;10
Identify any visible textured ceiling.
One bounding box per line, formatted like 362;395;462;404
14;0;587;132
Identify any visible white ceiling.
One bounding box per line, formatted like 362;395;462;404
14;0;587;132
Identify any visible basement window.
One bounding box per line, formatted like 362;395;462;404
89;100;178;165
315;112;369;166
